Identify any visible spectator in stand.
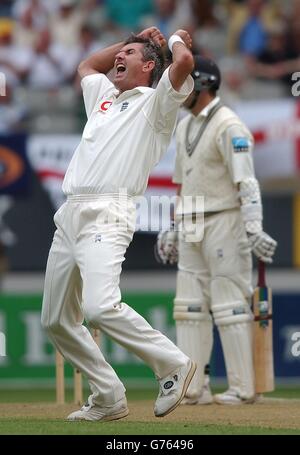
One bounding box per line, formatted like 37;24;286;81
218;53;286;104
27;29;79;90
245;20;299;93
73;24;107;94
239;0;269;56
190;0;227;58
226;0;281;55
12;0;58;17
12;0;50;47
77;24;106;60
0;80;27;133
80;0;106;32
49;0;86;48
0;18;32;88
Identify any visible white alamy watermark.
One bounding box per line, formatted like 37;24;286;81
291;72;300;97
0;72;6;96
95;189;205;242
0;331;6;357
291;332;300;357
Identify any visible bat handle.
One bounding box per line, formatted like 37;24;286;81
257;259;266;287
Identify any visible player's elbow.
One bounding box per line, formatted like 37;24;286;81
78;59;90;79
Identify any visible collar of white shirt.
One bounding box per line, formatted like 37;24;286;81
115;85;152;103
198;96;220;118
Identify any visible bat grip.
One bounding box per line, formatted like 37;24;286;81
257;260;266;287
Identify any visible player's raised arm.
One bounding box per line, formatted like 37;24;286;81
168;29;194;91
78;41;126;79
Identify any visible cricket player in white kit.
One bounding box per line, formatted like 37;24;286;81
156;56;277;405
41;27;197;421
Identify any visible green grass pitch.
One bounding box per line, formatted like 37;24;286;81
0;387;299;435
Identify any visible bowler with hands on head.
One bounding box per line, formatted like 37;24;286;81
41;26;197;421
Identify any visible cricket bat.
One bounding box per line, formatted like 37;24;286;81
253;260;274;393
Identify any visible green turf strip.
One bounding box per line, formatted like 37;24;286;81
0;419;299;435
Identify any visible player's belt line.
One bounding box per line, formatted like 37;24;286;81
66;193;133;203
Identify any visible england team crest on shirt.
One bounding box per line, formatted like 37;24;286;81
120;102;129;112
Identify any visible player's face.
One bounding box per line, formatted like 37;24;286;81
113;43;150;92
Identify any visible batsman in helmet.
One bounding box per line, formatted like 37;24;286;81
156;56;277;405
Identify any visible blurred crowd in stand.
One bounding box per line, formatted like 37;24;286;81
0;0;299;134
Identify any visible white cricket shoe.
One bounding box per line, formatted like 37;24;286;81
154;359;197;417
67;396;129;421
181;383;213;405
214;388;255;405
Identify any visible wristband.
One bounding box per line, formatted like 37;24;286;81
168;35;185;52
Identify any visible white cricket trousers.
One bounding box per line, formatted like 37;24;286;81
41;194;188;406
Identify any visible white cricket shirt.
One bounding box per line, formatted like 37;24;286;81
62;67;194;196
173;98;255;212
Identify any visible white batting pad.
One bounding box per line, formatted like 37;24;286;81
218;321;255;399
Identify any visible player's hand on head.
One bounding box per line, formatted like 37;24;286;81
149;27;166;47
173;29;193;49
138;26;166;47
138;26;157;39
248;231;277;263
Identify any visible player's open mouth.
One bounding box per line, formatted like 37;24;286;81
116;63;126;75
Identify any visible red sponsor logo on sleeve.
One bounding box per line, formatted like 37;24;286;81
99;101;112;112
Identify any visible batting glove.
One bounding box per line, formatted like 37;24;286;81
248;231;277;263
155;223;178;265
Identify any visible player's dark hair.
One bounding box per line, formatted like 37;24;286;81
124;34;165;87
